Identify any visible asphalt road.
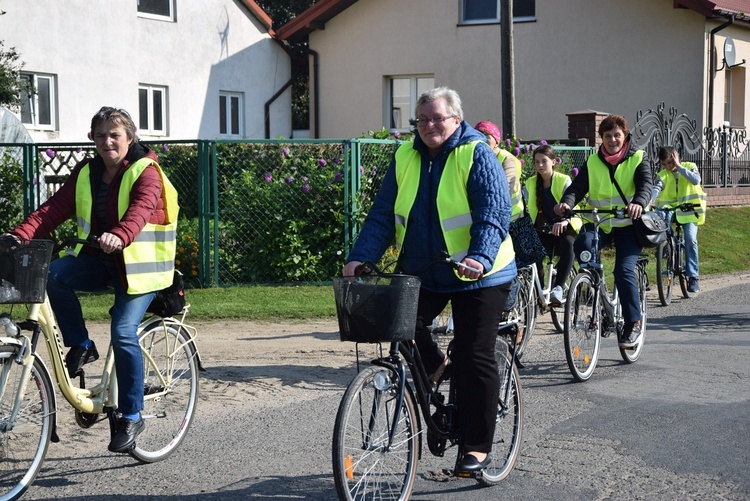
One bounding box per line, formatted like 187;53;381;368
18;280;750;500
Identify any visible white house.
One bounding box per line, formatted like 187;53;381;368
276;0;750;143
1;0;291;142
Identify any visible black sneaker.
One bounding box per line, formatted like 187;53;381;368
687;277;700;293
65;342;99;378
619;321;642;349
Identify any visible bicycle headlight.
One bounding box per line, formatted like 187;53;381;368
373;371;391;391
579;250;592;263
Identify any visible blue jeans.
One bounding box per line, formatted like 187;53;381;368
46;254;155;415
682;222;699;279
574;224;642;325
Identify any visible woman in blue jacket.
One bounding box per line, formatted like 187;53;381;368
343;87;516;473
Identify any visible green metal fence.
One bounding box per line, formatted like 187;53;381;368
0;140;593;286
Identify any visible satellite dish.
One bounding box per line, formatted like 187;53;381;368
0;106;33;143
724;36;736;67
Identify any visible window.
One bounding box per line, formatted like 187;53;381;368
460;0;535;24
388;76;435;130
724;67;746;126
137;0;175;21
20;72;57;130
138;84;167;135
219;92;244;137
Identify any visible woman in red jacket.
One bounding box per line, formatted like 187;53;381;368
9;107;174;453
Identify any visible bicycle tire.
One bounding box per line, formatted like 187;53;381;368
550;269;576;333
655;239;674;306
129;324;200;463
621;262;647;363
516;267;537;359
479;337;523;486
563;272;601;382
0;346;55;501
332;366;418;501
678;239;689;298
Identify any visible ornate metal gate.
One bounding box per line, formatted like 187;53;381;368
631;102;750;188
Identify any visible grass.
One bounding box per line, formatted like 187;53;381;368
75;206;750;322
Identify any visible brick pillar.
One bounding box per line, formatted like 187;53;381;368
567;110;610;148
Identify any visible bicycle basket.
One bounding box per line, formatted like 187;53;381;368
333;274;421;343
0;239;54;304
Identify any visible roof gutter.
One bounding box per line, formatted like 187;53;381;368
264;78;293;139
309;48;320;138
708;14;735;129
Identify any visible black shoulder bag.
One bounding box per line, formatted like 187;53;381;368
609;169;667;249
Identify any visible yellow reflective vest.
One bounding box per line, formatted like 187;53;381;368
586;150;644;233
654;162;706;225
393;142;515;280
70;158;179;293
525;172;582;233
496;149;524;221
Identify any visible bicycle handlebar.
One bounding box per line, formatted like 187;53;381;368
350;252;482;278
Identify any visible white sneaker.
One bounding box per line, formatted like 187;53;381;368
549;285;563;306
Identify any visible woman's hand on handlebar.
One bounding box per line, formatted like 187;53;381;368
343;260;372;277
554;202;570;217
98;232;123;254
457;257;483;280
551;220;569;236
627;203;643;220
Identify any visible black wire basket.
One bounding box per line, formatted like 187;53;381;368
333;273;421;343
0;239;54;304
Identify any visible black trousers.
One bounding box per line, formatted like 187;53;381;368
414;284;509;453
536;229;576;288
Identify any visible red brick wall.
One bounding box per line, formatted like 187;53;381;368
705;187;750;207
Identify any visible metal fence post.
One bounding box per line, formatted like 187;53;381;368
721;123;729;187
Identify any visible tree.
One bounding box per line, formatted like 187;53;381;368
0;41;25;111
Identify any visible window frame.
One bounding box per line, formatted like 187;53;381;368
137;0;176;22
459;0;536;25
138;83;168;136
19;72;57;131
386;75;435;133
218;91;244;138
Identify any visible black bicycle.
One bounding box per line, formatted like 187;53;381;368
654;203;702;306
331;260;523;500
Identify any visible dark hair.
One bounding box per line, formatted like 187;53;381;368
532;144;558;206
658;146;675;161
90;107;138;143
599;114;629;137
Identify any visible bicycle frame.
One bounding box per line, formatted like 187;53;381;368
1;297;199;430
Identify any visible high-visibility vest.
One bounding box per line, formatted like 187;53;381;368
654;161;707;225
394;142;515;280
586;150;643;233
70;158;179;293
496;149;524;221
526;172;582;233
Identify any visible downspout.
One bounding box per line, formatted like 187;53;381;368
309;48;320;138
708;15;735;129
264;78;293;139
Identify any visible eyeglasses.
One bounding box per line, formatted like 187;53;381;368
415;115;456;127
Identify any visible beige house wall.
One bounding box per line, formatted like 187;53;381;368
308;0;745;142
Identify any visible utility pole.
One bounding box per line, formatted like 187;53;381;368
500;0;515;138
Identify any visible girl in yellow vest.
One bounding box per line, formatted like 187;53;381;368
554;114;652;349
10;107;178;454
475;120;525;221
651;146;706;292
528;145;581;306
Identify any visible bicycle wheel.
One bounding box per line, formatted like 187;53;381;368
333;366;418;501
564;273;602;382
621;263;647;363
550;268;576;333
655;240;674;306
515;267;537;359
130;323;200;463
0;346;55;501
677;240;689;298
479;337;523;486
